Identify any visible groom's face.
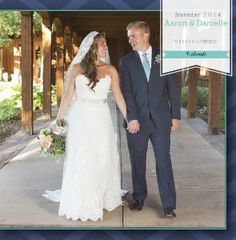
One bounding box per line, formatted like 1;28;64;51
127;27;149;52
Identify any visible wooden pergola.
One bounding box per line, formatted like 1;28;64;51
20;11;223;135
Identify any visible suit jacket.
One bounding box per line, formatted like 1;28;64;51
119;48;181;132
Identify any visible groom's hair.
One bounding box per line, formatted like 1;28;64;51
126;21;151;38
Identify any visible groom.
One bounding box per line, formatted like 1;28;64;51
119;21;180;217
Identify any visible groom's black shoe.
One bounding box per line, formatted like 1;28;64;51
163;207;176;218
129;200;144;211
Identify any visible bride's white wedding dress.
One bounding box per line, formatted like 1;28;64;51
44;74;123;221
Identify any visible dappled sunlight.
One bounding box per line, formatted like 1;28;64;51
11;138;41;162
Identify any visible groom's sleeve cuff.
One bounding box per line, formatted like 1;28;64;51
127;113;138;122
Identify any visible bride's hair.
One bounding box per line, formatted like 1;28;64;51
80;32;106;91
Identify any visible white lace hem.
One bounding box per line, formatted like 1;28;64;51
42;189;128;222
58;200;122;222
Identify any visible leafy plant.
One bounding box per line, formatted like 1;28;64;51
51;84;57;106
197;87;208;110
181;86;188;108
0;83;58;122
0;11;42;47
33;85;43;110
181;86;208;109
181;85;225;131
0;98;20;122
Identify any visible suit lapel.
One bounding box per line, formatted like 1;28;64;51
153;49;158;63
149;48;159;83
132;48;159;84
150;48;158;71
133;51;149;85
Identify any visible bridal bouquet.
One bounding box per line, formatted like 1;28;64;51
38;119;68;159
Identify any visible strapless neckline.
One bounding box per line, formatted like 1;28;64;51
75;74;111;82
97;75;111;82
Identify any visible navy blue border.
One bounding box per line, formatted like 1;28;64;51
0;0;235;239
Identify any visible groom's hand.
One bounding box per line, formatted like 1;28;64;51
171;119;179;132
127;120;140;134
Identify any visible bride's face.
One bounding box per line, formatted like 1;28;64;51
96;38;108;58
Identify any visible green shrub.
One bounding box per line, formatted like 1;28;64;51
0;98;20;122
51;84;57;106
197;87;208;109
181;85;225;131
7;84;52;110
0;83;58;122
9;84;21;108
181;86;208;109
33;84;57;109
0;84;21;122
33;85;43;110
181;86;188;108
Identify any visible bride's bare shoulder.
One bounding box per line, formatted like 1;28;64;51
102;63;116;72
72;64;83;75
106;64;118;76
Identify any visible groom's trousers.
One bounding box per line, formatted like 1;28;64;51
126;115;176;209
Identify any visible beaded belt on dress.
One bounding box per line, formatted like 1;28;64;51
78;98;107;103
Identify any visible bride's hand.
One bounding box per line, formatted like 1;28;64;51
53;119;63;134
54;125;63;134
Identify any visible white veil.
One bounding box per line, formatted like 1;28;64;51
63;31;99;104
56;31;112;122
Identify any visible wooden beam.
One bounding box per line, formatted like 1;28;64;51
56;36;64;106
208;72;222;135
49;11;160;20
33;40;37;83
42;22;52;118
47;12;160;40
68;17;159;26
21;12;33;134
187;68;198;118
64;27;72;69
72;32;79;57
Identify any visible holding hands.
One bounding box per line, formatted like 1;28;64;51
127;119;180;134
127;120;140;134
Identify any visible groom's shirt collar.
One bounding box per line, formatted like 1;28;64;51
137;46;152;67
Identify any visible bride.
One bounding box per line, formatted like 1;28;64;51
44;31;127;221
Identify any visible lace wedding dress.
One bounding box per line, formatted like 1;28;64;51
43;74;123;221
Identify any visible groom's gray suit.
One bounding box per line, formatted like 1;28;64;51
119;48;180;209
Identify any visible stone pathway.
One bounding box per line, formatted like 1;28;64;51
0;100;225;229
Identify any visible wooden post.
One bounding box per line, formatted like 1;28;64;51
64;27;72;69
208;72;222;135
72;32;79;57
42;21;52;118
187;68;198;118
33;40;37;82
56;35;64;106
21;12;33;135
8;45;14;77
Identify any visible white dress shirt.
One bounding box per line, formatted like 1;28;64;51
138;46;152;68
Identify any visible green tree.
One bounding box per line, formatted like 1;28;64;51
0;11;42;47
